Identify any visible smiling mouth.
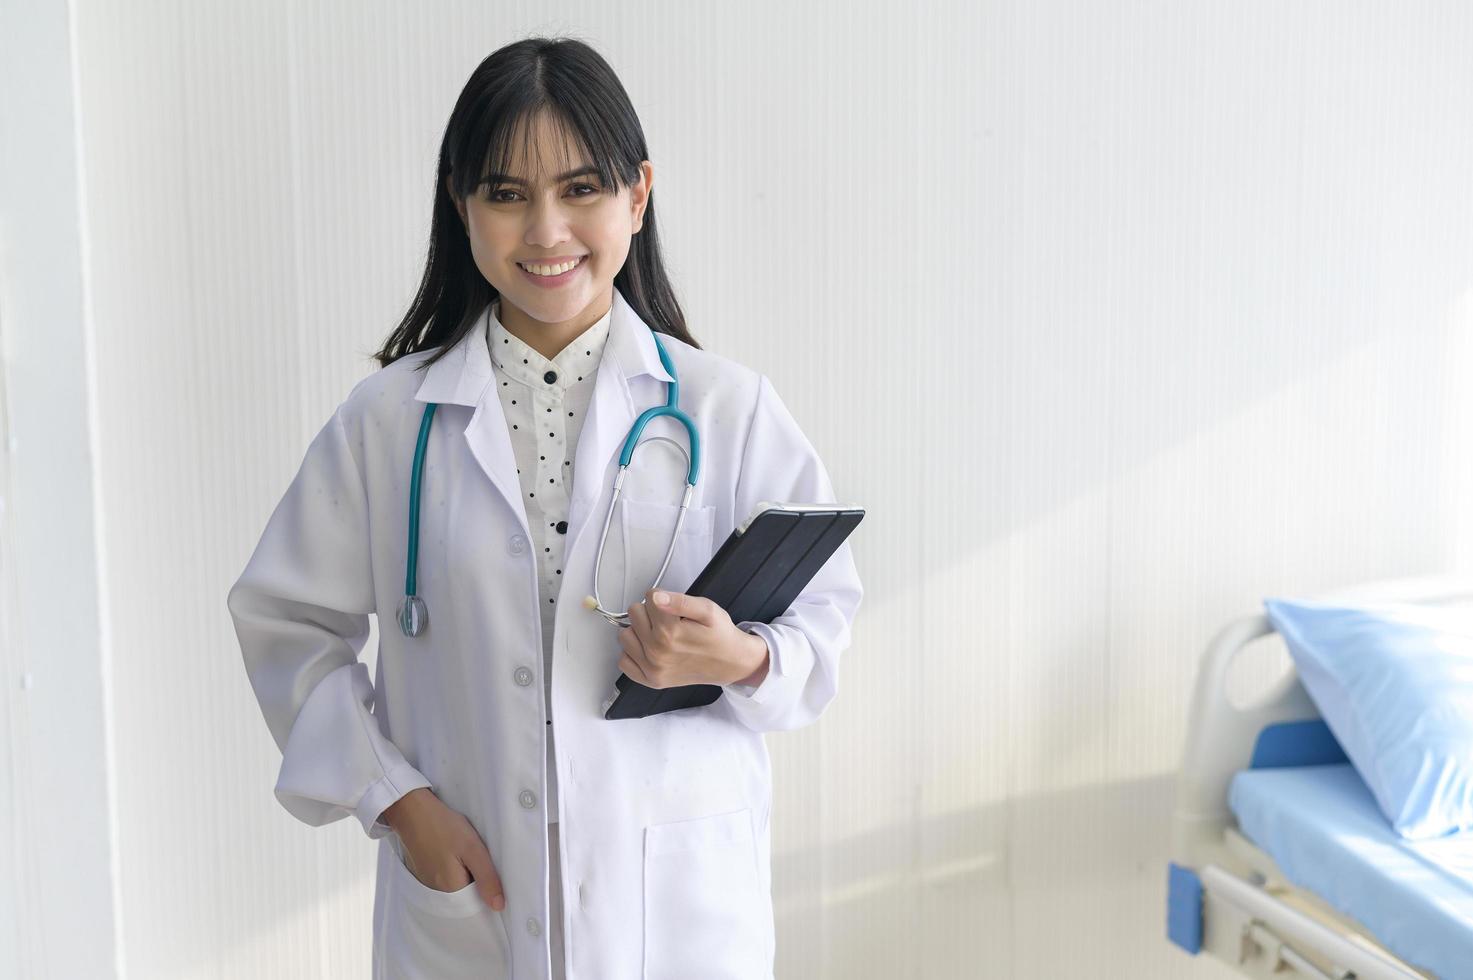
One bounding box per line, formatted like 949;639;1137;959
517;256;588;276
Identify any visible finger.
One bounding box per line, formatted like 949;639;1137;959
619;620;654;677
627;596;654;648
655;589;718;627
620;651;658;688
630;597;679;671
645;587;683;631
643;589;687;651
460;840;506;911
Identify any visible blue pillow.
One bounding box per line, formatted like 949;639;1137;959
1262;597;1473;839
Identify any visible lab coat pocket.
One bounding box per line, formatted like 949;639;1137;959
380;836;513;979
618;498;716;605
643;808;768;980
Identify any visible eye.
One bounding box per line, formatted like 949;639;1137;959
480;183;601;203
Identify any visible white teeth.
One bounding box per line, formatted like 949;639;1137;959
520;257;584;276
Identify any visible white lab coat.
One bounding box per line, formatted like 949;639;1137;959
226;287;863;980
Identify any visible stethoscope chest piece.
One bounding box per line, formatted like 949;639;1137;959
398;595;428;637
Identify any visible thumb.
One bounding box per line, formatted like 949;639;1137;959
460;841;506;911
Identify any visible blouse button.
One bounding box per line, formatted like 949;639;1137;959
543;370;557;384
556;521;568;534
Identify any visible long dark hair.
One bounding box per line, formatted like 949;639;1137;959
374;36;699;370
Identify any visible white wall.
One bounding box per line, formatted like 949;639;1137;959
0;0;119;977
5;1;1473;977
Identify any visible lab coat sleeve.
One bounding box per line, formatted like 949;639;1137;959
226;403;432;839
719;374;863;733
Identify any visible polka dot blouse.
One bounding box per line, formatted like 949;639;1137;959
486;296;612;825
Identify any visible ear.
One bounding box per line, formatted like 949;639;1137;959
631;160;654;234
444;173;467;229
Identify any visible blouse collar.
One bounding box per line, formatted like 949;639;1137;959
486;297;613;393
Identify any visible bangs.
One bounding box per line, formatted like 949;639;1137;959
452;94;633;200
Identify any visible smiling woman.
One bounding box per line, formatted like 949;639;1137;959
231;33;863;980
445;109;642;359
373;39;702;370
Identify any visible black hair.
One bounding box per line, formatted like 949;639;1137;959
374;35;699;370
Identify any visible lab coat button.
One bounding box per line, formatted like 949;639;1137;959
508;534;526;555
513;665;534;687
519;789;537;809
526;916;542;937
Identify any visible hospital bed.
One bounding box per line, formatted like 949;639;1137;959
1167;576;1473;980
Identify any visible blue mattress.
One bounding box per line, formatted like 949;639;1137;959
1229;764;1473;979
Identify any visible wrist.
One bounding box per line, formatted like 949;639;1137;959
733;630;770;687
381;787;431;830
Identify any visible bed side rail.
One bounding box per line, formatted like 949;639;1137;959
1170;613;1317;868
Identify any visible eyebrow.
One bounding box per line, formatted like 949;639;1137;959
480;166;601;186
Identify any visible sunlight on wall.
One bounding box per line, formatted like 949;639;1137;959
1441;288;1473;577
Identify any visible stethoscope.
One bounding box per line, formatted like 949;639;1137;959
396;319;701;637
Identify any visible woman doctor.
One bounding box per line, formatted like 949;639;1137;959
227;36;862;980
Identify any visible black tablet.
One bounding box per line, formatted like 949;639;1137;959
602;501;865;720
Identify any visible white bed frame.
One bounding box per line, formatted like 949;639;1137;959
1169;575;1473;980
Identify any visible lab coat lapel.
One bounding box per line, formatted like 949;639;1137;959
411;290;674;546
411;304;529;536
567;288;675;559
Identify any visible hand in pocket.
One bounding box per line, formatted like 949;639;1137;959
382;788;506;911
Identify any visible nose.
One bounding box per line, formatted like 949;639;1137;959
524;193;574;249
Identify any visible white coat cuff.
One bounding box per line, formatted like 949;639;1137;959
356;763;435;839
722;620;814;713
271;662;434;840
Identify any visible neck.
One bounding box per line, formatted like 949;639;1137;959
496;289;613;361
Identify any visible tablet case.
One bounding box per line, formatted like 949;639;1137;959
603;503;865;720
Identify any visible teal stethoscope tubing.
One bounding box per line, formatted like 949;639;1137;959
397;329;700;637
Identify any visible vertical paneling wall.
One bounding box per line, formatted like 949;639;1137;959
41;1;1473;976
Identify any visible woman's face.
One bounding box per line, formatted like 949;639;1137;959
447;111;652;334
